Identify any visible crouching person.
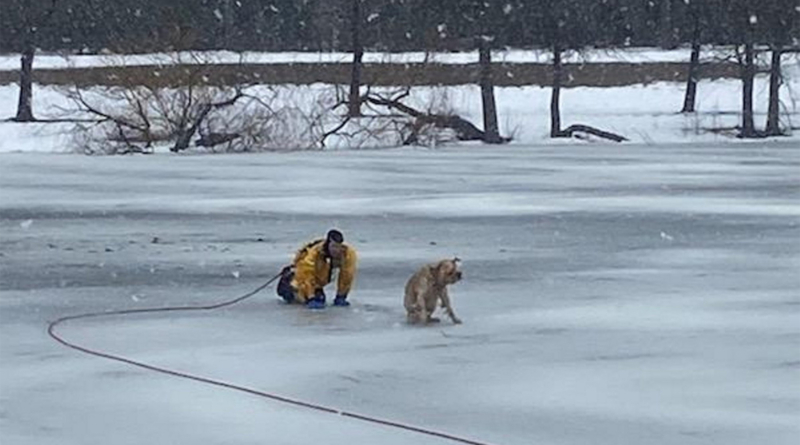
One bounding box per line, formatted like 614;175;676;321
276;229;358;309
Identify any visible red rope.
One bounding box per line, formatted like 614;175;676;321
47;275;499;445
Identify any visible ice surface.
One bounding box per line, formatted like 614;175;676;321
1;143;798;445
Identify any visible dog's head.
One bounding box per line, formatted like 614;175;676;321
434;257;462;285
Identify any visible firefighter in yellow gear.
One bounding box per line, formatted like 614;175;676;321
276;229;358;309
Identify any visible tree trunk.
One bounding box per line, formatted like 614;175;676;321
478;41;502;144
739;41;756;138
348;0;363;118
765;47;783;136
15;46;35;122
550;44;563;137
681;33;701;113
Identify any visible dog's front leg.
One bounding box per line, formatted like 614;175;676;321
440;289;461;324
416;292;430;324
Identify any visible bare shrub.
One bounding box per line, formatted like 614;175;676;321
62;50;479;153
62;52;251;154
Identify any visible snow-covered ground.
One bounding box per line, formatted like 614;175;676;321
0;47;744;71
1;47;798;151
1;71;799;153
1;141;799;445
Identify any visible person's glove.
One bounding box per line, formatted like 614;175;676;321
333;293;350;307
306;288;326;309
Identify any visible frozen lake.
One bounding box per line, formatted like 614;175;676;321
1;142;798;445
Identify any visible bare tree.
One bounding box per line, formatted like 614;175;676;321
761;0;797;136
680;0;717;113
10;0;59;122
462;0;507;144
550;40;564;137
765;48;784;136
15;47;36;122
540;0;627;142
316;0;505;148
739;43;757;138
348;0;364;117
680;32;701;113
728;0;759;138
478;37;502;144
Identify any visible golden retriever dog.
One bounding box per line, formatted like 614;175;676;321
404;258;463;325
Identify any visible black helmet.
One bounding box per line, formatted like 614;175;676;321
326;229;344;243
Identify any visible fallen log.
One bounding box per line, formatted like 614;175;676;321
555;124;628;142
364;95;509;144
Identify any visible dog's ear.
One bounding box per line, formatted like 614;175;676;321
453;256;461;264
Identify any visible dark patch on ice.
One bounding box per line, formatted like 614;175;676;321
99;369;140;379
437;355;470;365
354;303;396;315
532;327;569;336
14;351;65;362
777;360;800;369
717;299;800;312
338;375;361;384
587;352;661;362
738;159;798;167
416;343;450;350
572;293;614;301
679;430;717;438
438;332;494;342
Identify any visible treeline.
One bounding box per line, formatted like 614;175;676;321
2;0;798;54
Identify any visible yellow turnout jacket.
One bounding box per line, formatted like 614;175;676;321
290;239;357;302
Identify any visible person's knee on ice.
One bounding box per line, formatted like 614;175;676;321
276;265;296;303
